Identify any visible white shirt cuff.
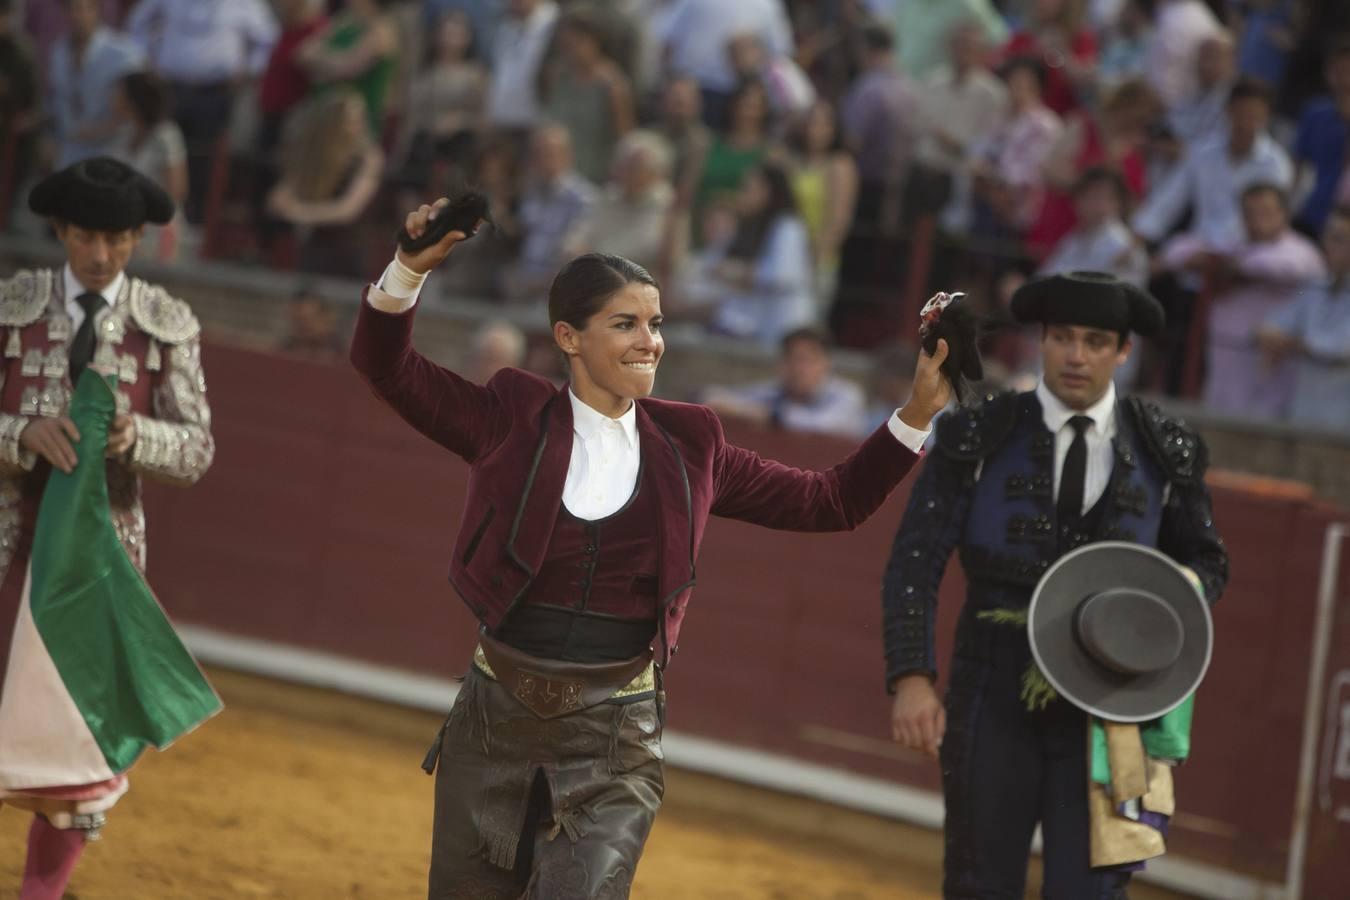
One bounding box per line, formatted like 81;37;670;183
367;257;426;313
887;411;931;454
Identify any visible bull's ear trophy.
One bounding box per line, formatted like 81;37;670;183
395;192;492;253
919;291;984;403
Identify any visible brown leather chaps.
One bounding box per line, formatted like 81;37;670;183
424;657;664;899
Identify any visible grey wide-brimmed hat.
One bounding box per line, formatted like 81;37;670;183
1028;542;1212;722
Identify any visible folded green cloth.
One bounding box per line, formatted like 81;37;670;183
1092;694;1193;785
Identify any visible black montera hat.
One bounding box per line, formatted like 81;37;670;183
1010;271;1165;337
29;156;175;231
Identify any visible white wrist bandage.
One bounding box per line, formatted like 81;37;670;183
381;256;428;299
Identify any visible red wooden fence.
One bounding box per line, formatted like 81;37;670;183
143;342;1347;889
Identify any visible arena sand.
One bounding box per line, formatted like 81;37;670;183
0;670;1191;899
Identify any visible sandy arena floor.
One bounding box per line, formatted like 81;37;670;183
0;670;1192;900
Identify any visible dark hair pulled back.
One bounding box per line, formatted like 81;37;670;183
548;253;659;330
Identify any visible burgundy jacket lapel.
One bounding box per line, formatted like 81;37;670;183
635;403;695;609
503;387;572;576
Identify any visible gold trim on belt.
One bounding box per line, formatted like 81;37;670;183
472;645;657;699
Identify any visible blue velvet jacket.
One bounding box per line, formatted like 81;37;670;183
881;390;1229;686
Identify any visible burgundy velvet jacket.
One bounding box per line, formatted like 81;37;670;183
350;296;921;667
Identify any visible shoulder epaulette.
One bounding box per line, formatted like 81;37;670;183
0;269;54;328
1124;396;1207;483
935;390;1022;461
128;279;201;345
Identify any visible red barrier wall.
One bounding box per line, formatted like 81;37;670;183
1300;526;1350;897
145;344;1347;884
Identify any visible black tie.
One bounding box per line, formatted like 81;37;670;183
1057;415;1093;525
68;292;104;385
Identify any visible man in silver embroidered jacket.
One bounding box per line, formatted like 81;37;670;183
0;157;212;900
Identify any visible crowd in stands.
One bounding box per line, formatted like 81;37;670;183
2;0;1349;436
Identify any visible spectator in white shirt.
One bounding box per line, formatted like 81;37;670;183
1145;0;1222;109
485;0;558;133
1041;167;1149;286
703;327;868;438
126;0;278;223
1135;78;1293;392
127;0;277;85
1166;29;1235;148
705;162;816;346
1134;78;1293;256
48;0;145;168
656;0;792;130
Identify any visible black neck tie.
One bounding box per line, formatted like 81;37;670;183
68;292;104;386
1057;415;1093;524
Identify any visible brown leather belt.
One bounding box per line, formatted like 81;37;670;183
474;633;655;719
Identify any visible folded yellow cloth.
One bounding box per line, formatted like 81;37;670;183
1088;722;1176;868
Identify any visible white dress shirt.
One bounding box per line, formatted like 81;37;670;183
1132;132;1293;252
656;0;793;93
367;259;932;508
63;264;121;333
1145;0;1221;108
564;391;640;519
485;1;559;128
1039;221;1149;288
1037;379;1118;516
706;216;815;347
126;0;278;84
49;27;146;167
913;66;1009;173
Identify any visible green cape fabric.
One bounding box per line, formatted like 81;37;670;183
31;371;219;773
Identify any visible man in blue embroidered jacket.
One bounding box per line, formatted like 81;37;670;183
881;271;1228;899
